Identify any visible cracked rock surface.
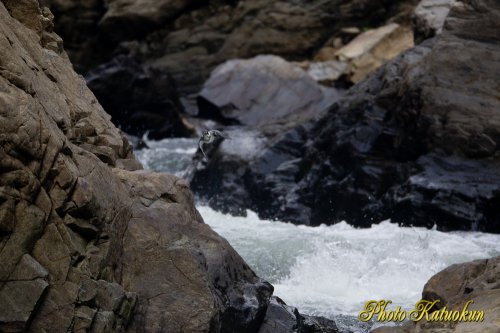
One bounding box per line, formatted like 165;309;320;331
0;0;272;331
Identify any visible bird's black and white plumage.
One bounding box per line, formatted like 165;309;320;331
198;129;227;158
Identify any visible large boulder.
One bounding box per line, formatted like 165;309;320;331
287;0;500;231
0;1;273;332
188;56;341;216
418;256;500;332
197;55;340;127
188;0;500;232
113;170;273;333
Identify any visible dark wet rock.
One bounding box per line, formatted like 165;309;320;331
86;55;195;140
188;56;341;216
388;154;500;231
188;128;265;216
288;0;500;231
189;0;500;232
0;2;272;332
258;297;339;333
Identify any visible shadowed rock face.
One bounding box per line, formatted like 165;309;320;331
86;55;195;140
189;0;500;232
288;0;500;231
0;1;273;332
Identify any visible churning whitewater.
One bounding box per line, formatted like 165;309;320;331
136;137;500;325
199;206;500;318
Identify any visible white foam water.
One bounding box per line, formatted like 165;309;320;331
134;137;198;177
136;138;500;331
198;206;500;320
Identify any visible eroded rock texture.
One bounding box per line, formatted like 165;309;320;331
189;0;500;232
0;1;272;332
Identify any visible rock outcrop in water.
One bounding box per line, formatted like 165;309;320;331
0;1;277;331
373;255;500;333
188;0;500;232
187;55;341;216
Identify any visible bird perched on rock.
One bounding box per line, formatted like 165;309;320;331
198;129;228;158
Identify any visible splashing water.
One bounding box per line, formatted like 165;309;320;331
198;207;500;318
136;138;500;331
134;137;197;177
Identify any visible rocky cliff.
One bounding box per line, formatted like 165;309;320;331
0;1;276;332
189;0;500;232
